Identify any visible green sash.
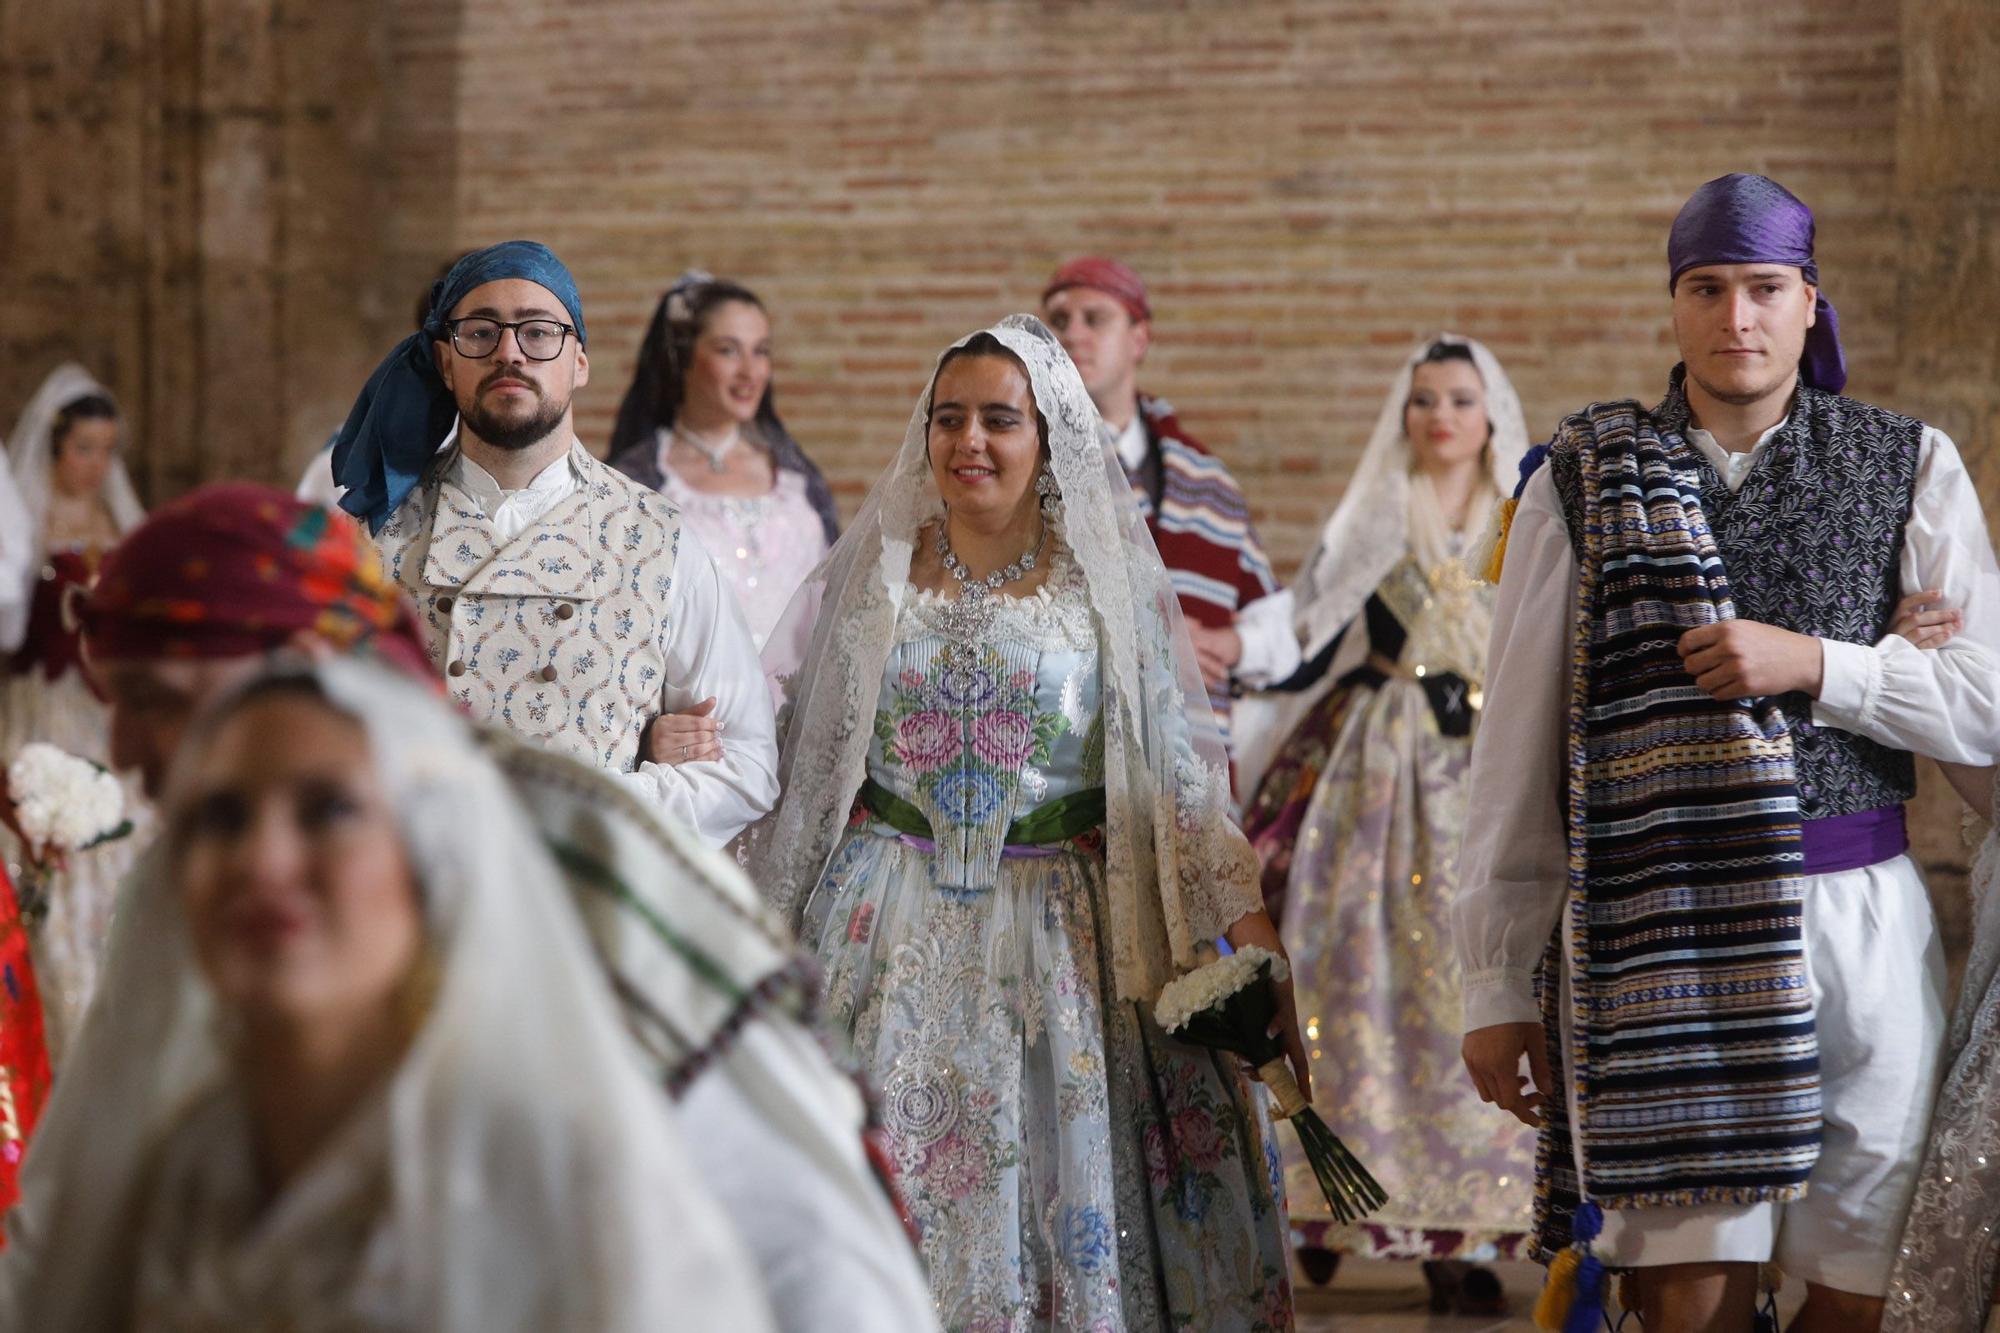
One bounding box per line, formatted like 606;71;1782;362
858;776;1105;847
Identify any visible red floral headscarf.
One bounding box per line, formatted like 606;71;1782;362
75;483;435;683
1042;255;1152;324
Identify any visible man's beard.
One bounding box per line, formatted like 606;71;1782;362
464;377;567;451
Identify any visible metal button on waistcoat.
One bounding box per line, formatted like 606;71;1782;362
447;660;466;677
435;595;454;613
539;664;558;683
555;603;575;620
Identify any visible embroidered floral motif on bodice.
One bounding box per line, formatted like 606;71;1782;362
372;448;681;777
867;552;1101;893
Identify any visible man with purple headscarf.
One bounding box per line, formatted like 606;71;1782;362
1456;173;2000;1329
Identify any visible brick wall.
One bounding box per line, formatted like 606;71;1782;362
429;0;1906;576
4;0;1926;575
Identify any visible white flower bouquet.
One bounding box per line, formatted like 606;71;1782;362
1155;946;1387;1224
6;743;133;920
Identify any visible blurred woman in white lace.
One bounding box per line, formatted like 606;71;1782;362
1;363;146;1059
750;315;1302;1332
3;658;772;1332
1235;337;1532;1313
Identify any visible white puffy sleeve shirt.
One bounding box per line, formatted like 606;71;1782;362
621;522;782;846
1455;424;2000;1031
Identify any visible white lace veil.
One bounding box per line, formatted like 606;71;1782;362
5;362;146;561
1289;334;1528;662
3;657;771;1332
0;447;32;653
748;314;1261;1002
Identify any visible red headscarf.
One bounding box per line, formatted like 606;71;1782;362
75;483;434;682
1042;255;1152;324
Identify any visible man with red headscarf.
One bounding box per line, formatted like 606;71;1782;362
17;483;938;1333
1043;256;1298;754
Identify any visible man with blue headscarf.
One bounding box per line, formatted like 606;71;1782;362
1456;175;2000;1329
331;240;779;848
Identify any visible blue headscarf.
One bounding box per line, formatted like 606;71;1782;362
332;240;588;533
1667;173;1846;396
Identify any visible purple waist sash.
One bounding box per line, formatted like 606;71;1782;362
1799;804;1908;876
878;829;1066;860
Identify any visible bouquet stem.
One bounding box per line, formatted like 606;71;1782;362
1256;1058;1387;1225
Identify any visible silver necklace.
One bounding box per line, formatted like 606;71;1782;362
934;515;1047;643
674;423;741;473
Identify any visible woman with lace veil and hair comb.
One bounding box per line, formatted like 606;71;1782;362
609;271;837;693
748;315;1300;1332
1235;336;1533;1312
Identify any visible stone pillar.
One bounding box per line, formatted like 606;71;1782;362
1895;0;2000;969
0;5;153;444
1;0;411;501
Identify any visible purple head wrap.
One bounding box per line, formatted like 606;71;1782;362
1667;173;1846;395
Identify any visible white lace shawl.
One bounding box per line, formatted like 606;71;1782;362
0;447;31;652
747;314;1261;1002
2;658;773;1333
1289;334;1528;663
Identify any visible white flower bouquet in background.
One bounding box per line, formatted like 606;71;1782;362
5;743;133;921
1155;945;1387;1224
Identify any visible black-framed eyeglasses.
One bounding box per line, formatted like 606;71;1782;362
444;318;576;362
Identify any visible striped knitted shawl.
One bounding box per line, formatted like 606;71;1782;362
1534;397;1822;1251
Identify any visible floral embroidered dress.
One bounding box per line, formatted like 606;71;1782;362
800;546;1292;1333
1233;335;1535;1265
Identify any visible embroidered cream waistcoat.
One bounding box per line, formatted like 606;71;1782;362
373;444;681;776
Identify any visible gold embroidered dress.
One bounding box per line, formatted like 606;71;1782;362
1238;335;1535;1261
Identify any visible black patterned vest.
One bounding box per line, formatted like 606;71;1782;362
1555;368;1927;820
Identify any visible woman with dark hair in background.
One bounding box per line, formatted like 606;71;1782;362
0;363;147;1061
610;271;838;675
1236;336;1533;1313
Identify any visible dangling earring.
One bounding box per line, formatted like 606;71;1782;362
1035;465;1060;511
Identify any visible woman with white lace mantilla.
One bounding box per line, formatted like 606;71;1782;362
1234;336;1533;1313
1;363;148;1061
749;316;1303;1331
5;659;773;1331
